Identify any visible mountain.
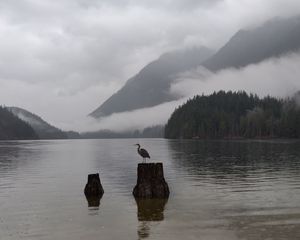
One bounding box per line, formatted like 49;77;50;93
8;107;68;139
0;106;38;140
202;16;300;71
90;16;300;119
89;47;214;118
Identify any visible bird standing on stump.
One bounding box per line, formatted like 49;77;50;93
135;144;150;163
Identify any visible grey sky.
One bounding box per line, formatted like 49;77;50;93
0;0;300;130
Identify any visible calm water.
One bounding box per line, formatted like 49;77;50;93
0;139;300;240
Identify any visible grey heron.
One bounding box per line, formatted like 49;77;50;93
135;144;150;163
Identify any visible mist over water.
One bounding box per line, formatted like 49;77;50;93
0;139;299;240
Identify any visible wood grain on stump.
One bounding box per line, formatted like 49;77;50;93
133;163;169;199
84;173;104;198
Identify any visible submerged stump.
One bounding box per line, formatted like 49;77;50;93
84;173;104;199
133;163;169;199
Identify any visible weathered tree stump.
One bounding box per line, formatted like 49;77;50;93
133;163;169;199
85;196;101;207
84;173;104;198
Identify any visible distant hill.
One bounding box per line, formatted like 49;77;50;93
8;107;68;139
64;131;81;139
165;91;300;139
91;16;300;119
0;106;38;140
81;125;164;139
202;16;300;71
89;47;214;118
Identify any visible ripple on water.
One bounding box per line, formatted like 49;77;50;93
0;139;300;240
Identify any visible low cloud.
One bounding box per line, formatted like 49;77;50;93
64;99;187;132
171;51;300;99
75;51;300;133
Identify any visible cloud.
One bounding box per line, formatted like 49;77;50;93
63;99;187;132
0;0;300;130
171;51;300;99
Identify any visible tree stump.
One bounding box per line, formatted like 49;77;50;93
133;163;169;199
84;173;104;198
85;196;101;207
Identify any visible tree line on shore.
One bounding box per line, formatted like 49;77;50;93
165;91;300;139
0;105;164;140
3;90;300;140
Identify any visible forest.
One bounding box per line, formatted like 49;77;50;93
0;106;38;140
165;91;300;139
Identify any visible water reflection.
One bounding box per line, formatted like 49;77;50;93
0;141;46;189
1;139;299;239
227;209;300;240
136;198;168;221
167;139;300;239
135;198;168;239
137;221;150;239
167;139;300;184
87;139;138;195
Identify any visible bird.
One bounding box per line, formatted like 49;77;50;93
135;144;150;163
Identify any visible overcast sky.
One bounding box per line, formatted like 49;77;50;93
0;0;300;130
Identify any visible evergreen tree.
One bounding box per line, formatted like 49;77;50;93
165;91;300;139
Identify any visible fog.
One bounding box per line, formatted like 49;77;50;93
171;51;300;99
63;99;186;132
80;51;300;133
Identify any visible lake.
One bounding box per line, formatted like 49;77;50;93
0;139;300;240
